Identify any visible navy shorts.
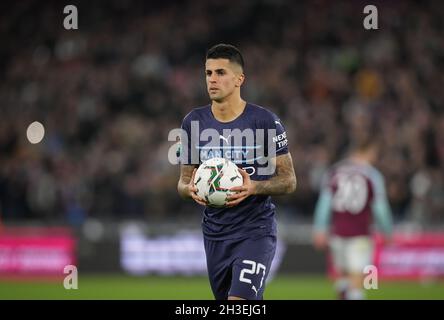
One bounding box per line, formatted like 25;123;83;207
204;235;276;300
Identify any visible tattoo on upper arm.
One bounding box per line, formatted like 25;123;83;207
275;153;295;177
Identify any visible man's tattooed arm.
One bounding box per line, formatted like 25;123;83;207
253;153;297;195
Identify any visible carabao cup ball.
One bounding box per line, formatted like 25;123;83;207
193;157;243;207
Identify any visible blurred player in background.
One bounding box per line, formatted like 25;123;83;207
312;138;393;300
177;44;297;300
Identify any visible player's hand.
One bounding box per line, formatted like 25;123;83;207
225;168;255;207
313;231;328;251
189;168;208;206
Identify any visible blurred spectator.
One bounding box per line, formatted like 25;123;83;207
0;0;443;227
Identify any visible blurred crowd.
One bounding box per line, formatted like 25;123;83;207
0;0;443;227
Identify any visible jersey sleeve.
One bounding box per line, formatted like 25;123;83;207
179;112;198;165
371;170;393;236
313;172;333;232
264;111;289;157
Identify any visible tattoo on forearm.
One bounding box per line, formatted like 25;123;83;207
254;154;296;196
178;165;196;198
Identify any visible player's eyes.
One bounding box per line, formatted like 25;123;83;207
205;70;225;77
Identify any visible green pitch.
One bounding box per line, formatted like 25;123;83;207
0;275;443;299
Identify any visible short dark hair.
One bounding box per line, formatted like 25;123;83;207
206;44;244;69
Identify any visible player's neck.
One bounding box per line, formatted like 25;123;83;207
211;97;246;123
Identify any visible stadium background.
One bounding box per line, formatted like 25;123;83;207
0;0;443;299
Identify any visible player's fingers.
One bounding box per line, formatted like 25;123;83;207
238;168;250;180
188;185;198;199
226;195;237;202
190;168;197;186
195;200;207;206
229;186;247;192
191;192;203;201
225;200;242;207
226;191;247;201
226;195;248;207
191;194;207;206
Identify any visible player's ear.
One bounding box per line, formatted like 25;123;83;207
236;73;245;87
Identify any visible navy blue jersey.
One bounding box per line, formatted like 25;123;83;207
180;103;289;240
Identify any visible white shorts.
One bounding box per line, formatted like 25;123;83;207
329;236;373;274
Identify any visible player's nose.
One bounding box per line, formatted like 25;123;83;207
208;73;218;82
